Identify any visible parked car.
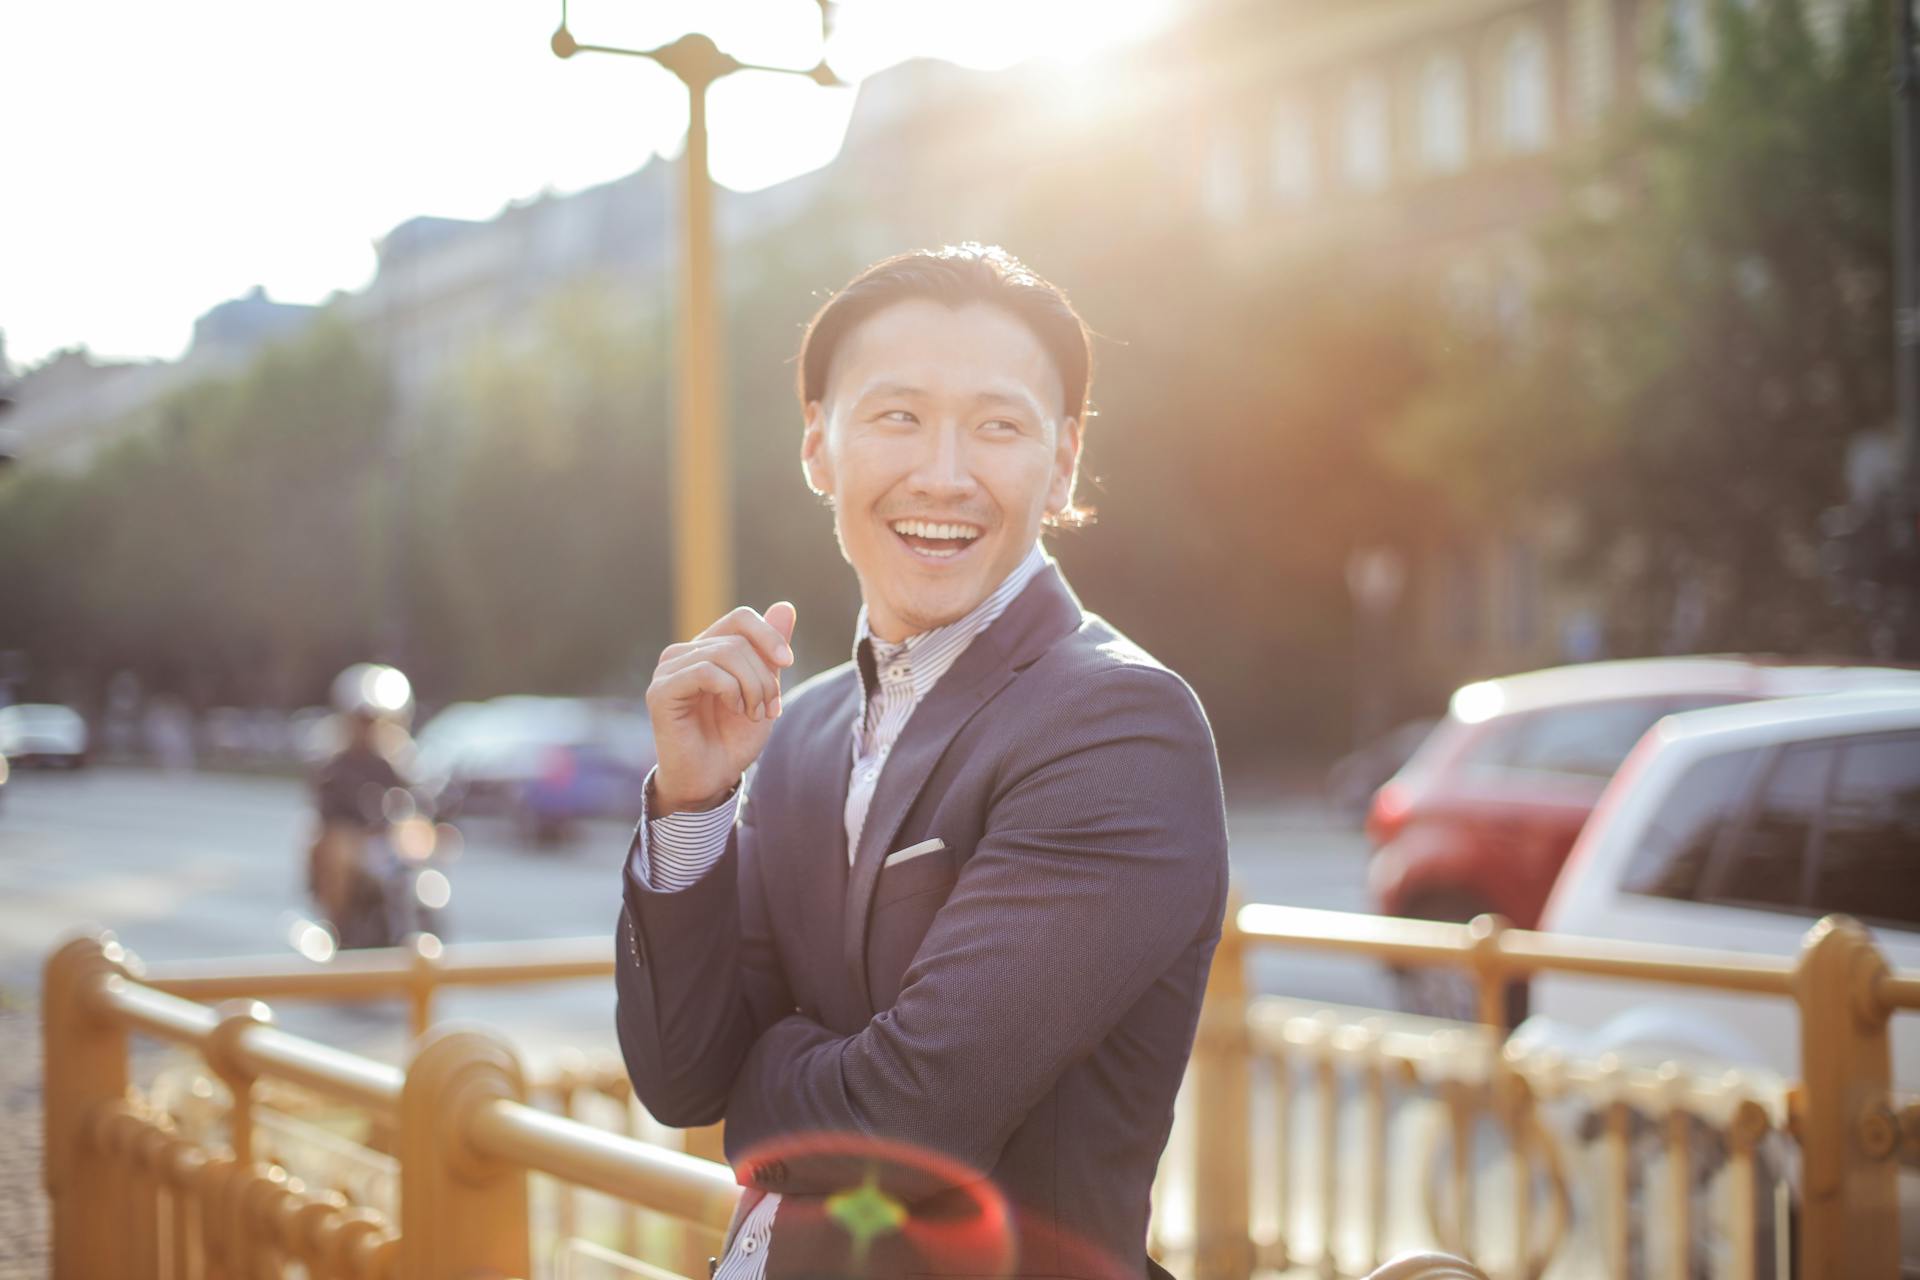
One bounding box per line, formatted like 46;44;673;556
415;696;655;844
1365;657;1920;1020
0;702;90;768
1517;690;1920;1272
1325;718;1438;824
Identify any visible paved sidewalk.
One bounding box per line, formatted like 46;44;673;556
2;1003;49;1280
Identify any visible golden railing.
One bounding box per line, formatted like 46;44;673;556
1184;904;1920;1280
42;935;735;1279
41;902;1920;1279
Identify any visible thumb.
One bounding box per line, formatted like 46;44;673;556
766;600;798;646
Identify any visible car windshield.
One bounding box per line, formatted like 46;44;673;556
1460;698;1695;780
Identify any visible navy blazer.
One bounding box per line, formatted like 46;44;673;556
615;564;1229;1279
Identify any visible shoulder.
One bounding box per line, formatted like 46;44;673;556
1033;613;1208;719
1008;612;1216;754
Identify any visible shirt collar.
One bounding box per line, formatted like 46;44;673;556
852;541;1051;708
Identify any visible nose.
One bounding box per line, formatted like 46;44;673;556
907;420;980;503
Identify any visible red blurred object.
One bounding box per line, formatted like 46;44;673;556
1364;780;1411;847
1367;656;1920;934
541;744;579;789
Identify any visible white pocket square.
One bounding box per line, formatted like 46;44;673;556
881;838;946;868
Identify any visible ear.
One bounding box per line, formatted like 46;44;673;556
800;400;834;498
1046;416;1083;516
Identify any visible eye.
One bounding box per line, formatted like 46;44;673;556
981;418;1022;435
880;409;919;425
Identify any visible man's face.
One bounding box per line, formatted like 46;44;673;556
802;299;1082;642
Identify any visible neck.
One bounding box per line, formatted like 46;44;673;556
864;610;917;645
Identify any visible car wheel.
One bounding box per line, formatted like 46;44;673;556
1391;894;1531;1027
336;872;392;950
1571;1104;1790;1279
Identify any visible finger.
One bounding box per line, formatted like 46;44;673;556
661;637;778;719
653;659;750;720
763;603;796;719
698;605;795;669
765;601;797;649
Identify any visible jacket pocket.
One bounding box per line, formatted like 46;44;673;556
872;842;958;909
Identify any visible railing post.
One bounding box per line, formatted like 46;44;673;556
42;932;132;1280
1192;896;1254;1280
408;933;444;1041
399;1025;531;1279
204;999;272;1165
1467;913;1510;1030
1792;915;1899;1277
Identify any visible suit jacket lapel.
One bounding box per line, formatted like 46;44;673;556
841;565;1084;1016
792;673;857;1024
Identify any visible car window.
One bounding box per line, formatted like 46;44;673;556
1461;699;1674;780
1453;715;1532;772
1620;747;1764;902
1812;732;1920;930
1702;742;1837;915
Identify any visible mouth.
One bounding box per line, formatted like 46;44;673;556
888;517;985;562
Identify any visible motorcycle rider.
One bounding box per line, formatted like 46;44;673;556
309;664;416;933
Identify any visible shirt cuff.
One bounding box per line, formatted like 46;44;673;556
631;766;739;892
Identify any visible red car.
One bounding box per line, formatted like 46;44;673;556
1365;656;1920;1020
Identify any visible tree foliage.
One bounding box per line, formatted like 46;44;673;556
1394;0;1894;654
1;318;390;707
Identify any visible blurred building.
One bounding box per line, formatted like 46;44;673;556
1151;0;1860;687
5;288;319;471
342;165;672;433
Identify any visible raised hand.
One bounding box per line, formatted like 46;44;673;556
646;603;798;816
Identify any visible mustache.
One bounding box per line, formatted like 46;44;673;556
879;512;992;526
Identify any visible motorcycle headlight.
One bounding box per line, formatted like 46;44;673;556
392;816;437;862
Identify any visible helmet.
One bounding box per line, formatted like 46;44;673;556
330;663;414;727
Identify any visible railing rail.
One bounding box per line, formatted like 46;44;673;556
141;933;614;1039
470;1096;740;1229
1236;904;1801;996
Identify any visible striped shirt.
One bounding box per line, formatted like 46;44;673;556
629;540;1051;1279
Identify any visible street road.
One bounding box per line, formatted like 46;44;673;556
0;766;1390;1069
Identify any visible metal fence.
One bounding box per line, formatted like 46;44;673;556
39;900;1920;1279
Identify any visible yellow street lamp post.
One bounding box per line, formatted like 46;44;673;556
551;6;840;642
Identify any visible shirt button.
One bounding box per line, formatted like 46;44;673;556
743;1238;758;1254
864;769;878;782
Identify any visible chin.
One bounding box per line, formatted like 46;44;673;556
896;583;989;633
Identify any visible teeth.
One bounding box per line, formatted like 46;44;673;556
890;519;980;542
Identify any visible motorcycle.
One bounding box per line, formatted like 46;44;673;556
306;794;458;952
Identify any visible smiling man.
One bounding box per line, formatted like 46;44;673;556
615;244;1229;1280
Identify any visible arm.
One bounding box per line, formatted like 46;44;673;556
615;601;798;1128
615;771;794;1127
722;666;1229;1196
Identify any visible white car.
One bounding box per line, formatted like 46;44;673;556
1521;691;1920;1270
1526;690;1920;1078
0;702;90;768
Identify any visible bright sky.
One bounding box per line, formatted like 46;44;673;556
0;0;1176;369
